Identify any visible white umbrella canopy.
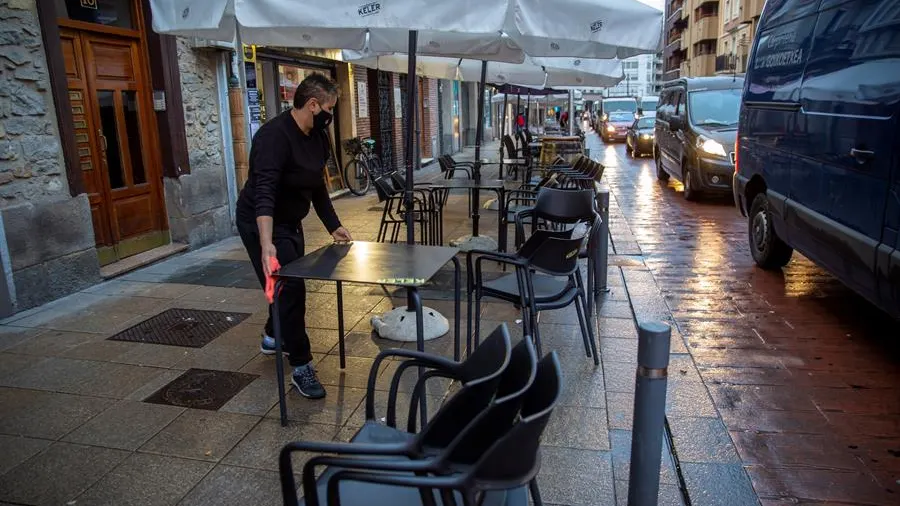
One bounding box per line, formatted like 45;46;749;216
152;0;663;61
537;56;623;87
151;0;522;61
341;51;464;80
507;0;664;59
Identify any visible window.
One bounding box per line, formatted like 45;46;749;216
688;88;742;126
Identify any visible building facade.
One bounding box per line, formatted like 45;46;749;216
715;0;764;75
0;0;453;317
663;0;764;80
604;53;662;97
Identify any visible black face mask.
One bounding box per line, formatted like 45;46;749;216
313;108;333;132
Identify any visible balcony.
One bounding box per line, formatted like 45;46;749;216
742;0;765;24
663;69;681;81
695;14;720;42
680;61;691;77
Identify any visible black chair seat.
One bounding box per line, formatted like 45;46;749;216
350;421;415;445
482;273;572;303
300;470;519;506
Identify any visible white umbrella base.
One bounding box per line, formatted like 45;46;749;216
371;306;449;342
449;235;498;252
483;198;500;211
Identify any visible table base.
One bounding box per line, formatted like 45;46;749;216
372;306;449;342
450;234;498;252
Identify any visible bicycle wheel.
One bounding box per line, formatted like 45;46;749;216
343;159;371;196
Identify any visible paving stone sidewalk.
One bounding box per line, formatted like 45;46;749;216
0;139;758;506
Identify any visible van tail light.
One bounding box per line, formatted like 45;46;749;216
733;134;740;173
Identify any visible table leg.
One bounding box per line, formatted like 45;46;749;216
451;256;461;362
336;281;346;369
472;188;480;237
409;287;428;426
497;188;507;253
272;279;288;427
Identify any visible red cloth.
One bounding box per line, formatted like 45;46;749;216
516;115;525;127
264;256;281;304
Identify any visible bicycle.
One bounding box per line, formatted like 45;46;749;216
341;137;383;196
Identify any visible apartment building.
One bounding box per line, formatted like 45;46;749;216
715;0;765;75
604;53;662;98
663;0;723;80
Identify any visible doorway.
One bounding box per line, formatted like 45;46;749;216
57;1;167;266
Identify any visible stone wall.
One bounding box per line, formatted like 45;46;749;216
0;0;67;205
0;0;100;315
163;39;232;248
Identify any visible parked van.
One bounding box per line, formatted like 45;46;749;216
733;0;900;319
638;96;659;117
655;77;744;200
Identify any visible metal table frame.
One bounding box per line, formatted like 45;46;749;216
271;242;462;427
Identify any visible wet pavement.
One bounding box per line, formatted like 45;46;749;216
0;132;896;506
592;131;900;505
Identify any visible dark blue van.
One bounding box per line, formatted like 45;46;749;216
733;0;900;318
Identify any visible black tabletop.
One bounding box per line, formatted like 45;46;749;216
276;241;459;286
426;179;510;190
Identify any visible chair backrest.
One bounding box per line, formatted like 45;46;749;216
533;187;596;225
502;135;517;159
438;155;452;172
515;130;526;149
442;337;538;464
373;176;397;203
469;352;562;485
519;228;587;276
417;324;512;449
389;171;406;190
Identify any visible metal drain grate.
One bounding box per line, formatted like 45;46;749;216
144;368;258;410
107;308;250;348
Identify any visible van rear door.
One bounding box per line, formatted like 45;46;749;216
878;131;900;318
788;0;900;300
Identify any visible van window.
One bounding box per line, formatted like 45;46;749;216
746;4;818;104
689;88;743;127
602;99;638;113
674;92;686;119
761;0;823;29
800;0;900;118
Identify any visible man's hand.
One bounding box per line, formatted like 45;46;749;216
331;226;353;243
261;242;278;277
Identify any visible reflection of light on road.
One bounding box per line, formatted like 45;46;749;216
783;267;817;298
692;219;725;295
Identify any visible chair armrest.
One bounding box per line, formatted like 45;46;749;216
365;349;460;420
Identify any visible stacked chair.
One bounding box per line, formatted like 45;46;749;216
373;175;441;245
279;324;563;506
467;187;601;365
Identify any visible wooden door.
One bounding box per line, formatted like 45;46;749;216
60;28;166;265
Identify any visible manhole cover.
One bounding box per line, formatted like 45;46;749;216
144;368;258;410
107;308;250;348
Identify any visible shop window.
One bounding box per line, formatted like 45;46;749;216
56;0;134;29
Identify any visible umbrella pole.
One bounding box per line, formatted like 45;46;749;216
405;30;418;246
500;93;508;176
471;60;487;237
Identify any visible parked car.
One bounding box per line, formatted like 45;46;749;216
626;115;656;157
733;0;900;319
601;111;636;142
654;76;744;200
595;97;638;132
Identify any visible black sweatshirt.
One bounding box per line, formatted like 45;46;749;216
236;110;341;233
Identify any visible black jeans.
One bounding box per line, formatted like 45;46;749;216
237;219;313;366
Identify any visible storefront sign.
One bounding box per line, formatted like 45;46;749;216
357;81;369;118
393;87;402;119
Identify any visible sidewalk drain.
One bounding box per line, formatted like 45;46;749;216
144;368;258;410
107;308;250;348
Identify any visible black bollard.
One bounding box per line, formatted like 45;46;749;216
595;190;610;293
627;321;672;506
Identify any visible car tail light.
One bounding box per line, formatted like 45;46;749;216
733;135;739;173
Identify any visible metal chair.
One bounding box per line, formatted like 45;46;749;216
467;219;599;365
281;346;562;506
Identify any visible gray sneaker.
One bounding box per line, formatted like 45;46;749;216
291;363;326;399
260;334;289;356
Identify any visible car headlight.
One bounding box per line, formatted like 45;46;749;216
607;125;616;132
641;133;653;140
698;137;727;157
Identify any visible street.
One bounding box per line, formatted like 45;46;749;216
592;130;900;505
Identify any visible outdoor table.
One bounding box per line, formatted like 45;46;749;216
271;241;461;427
426;179;516;252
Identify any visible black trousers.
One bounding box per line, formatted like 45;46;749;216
237;219;313;366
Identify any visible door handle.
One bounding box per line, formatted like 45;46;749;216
97;129;107;152
850;148;874;164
